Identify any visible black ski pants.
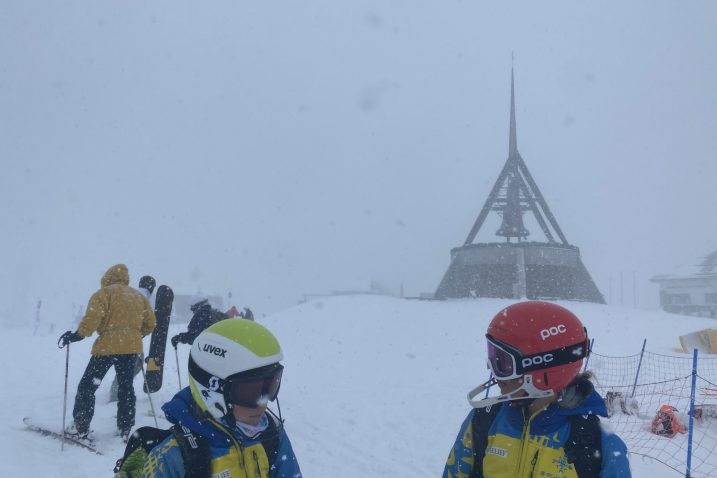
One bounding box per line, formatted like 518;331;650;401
73;354;138;434
108;354;144;402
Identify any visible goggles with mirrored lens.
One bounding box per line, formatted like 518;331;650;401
486;335;588;380
486;336;522;380
226;363;284;409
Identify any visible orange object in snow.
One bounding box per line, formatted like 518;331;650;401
651;405;687;438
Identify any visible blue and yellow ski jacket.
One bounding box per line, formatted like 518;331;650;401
142;388;302;478
443;389;631;478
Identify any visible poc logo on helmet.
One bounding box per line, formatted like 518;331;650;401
522;353;554;368
540;324;567;341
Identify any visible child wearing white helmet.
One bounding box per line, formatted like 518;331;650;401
142;319;302;478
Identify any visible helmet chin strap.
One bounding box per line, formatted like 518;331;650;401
224;407;237;427
467;374;554;409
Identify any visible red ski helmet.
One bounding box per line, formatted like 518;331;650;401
486;301;589;396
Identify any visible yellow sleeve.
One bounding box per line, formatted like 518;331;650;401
443;411;475;478
141;301;157;337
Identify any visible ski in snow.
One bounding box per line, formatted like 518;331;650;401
23;417;103;455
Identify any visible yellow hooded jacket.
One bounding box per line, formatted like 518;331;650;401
77;264;156;355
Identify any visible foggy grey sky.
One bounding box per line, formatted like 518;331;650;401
1;1;716;322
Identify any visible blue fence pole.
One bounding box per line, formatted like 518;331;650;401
484;372;493;398
630;339;647;398
685;348;698;478
583;338;595;371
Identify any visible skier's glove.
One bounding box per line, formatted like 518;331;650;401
59;331;83;347
170;334;183;348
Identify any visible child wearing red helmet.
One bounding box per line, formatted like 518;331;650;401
443;301;631;477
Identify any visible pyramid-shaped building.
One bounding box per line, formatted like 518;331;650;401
434;69;604;303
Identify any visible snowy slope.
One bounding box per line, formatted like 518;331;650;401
6;296;716;477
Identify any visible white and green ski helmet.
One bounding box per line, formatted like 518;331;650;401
188;319;283;420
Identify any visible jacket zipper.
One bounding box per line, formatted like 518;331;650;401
252;449;262;477
528;450;539;478
518;408;531;476
520;405;548;477
210;418;249;475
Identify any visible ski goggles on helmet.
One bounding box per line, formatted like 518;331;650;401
189;357;284;409
225;363;284;409
486;334;589;381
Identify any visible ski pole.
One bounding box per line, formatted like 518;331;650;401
60;342;70;452
140;360;159;428
174;346;182;391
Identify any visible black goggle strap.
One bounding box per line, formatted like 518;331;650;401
487;335;589;375
188;355;227;393
518;340;590;374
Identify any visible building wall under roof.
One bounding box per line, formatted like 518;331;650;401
652;250;717;317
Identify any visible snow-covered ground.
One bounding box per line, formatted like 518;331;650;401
5;296;717;477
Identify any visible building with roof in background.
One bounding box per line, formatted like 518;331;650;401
651;250;717;317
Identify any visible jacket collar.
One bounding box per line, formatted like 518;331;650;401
501;379;608;432
162;388;241;447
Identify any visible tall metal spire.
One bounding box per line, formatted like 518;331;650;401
462;64;569;246
435;61;605;304
509;66;518;157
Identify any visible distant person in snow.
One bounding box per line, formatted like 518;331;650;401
109;275;156;403
58;264;156;441
137;275;157;300
170;295;228;348
441;301;632;477
227;304;255;321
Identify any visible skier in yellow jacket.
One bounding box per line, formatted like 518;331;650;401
59;263;156;440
